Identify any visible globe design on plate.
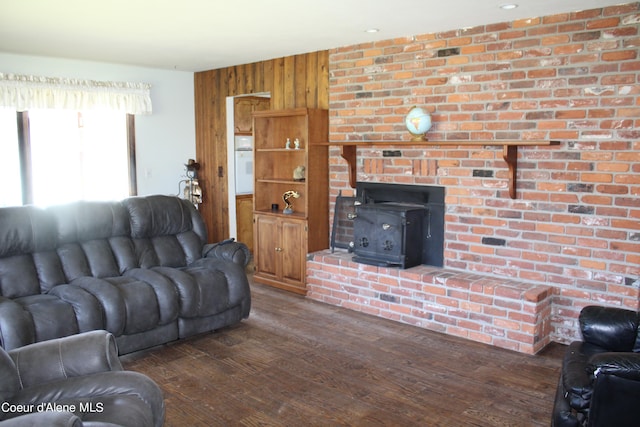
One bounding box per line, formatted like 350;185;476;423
405;106;432;141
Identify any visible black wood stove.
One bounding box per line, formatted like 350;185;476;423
352;183;444;269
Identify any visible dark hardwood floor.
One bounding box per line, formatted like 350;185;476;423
122;280;565;426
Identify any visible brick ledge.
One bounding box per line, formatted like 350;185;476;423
307;250;553;354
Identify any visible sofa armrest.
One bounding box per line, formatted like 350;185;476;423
551;373;581;427
0;411;81;426
590;352;640;381
561;341;596;410
8;330;122;389
202;238;251;267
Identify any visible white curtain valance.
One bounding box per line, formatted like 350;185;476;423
0;73;152;115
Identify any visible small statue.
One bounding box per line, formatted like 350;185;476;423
294;138;300;149
282;190;300;214
285;138;291;149
179;159;203;209
293;165;305;181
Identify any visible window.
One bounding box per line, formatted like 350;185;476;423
0;73;150;207
0;108;22;207
0;108;135;207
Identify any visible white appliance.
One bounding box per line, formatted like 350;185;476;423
234;136;253;195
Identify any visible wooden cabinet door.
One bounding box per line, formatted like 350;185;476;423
254;214;279;279
234;97;270;134
281;219;306;285
254;214;307;293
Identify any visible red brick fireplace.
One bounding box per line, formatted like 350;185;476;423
306;2;640;354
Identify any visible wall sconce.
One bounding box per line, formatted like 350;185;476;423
178;159;203;208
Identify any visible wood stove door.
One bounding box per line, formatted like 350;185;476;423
353;205;425;268
353;207;405;264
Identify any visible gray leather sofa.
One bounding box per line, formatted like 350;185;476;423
0;195;251;354
0;330;164;426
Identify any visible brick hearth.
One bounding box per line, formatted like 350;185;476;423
308;251;553;354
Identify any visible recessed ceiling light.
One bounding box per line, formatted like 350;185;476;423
500;4;518;10
365;28;380;33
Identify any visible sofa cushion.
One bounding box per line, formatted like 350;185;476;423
0;294;80;351
151;266;229;317
0;255;42;299
0;206;57;298
68;271;179;337
32;251;67;293
49;201;130;244
0;206;56;259
124;196;205;268
0;252;70;298
49;201;136;280
16;295;80;343
125;195;194;238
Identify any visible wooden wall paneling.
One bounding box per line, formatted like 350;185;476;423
318;50;330;109
194;51;329;243
239;64;249;94
295;55;306;108
283;56;296;109
263;60;274;97
226;67;236;96
252;62;263;93
193;71;212;239
213;70;230;242
305;52;318;108
271;57;285;110
195;69;225;242
241;63;251;94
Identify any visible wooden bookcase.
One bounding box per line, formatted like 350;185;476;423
252;108;328;294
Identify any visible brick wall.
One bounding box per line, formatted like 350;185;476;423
313;2;639;345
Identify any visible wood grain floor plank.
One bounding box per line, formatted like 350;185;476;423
122;280;564;426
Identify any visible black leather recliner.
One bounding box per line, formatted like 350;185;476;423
552;305;640;427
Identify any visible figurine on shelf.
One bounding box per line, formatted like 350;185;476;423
285;138;291;149
282;190;300;214
293;165;305;181
294;138;301;149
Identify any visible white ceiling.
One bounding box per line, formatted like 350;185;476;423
0;0;629;72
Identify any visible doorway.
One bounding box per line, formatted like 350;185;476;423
226;93;270;253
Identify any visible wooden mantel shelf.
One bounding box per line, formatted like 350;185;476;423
320;140;560;199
